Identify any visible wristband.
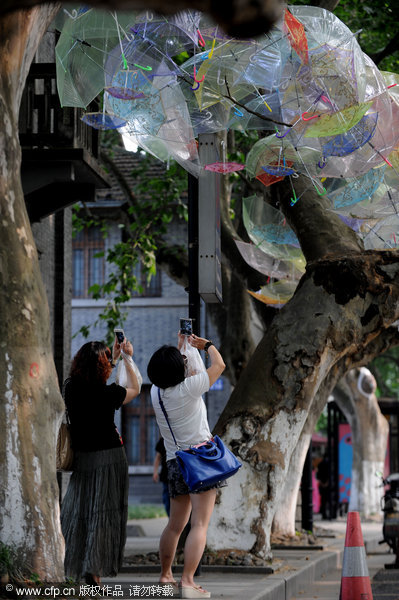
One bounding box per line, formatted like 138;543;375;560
204;341;214;352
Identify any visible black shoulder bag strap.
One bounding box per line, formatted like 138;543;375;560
62;377;71;427
157;387;181;450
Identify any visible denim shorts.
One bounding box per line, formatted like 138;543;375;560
166;458;227;498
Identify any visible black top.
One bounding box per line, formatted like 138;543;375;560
155;438;168;483
64;377;126;452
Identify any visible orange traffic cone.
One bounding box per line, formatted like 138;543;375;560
340;511;373;600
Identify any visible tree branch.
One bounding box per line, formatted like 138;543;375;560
370;32;399;65
276;176;364;263
1;0;284;39
310;0;341;11
223;78;292;128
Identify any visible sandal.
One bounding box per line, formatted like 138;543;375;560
159;580;178;588
180;583;211;598
84;574;101;586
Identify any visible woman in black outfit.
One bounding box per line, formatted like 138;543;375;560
61;337;140;585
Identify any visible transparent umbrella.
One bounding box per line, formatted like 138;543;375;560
129;10;202;58
248;279;299;308
243;195;301;247
235;240;305;280
362;215;399;250
326;167;387;211
56;8;137;108
106;58;200;175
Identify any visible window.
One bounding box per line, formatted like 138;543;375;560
72;226;162;299
72;227;105;298
122;385;158;465
131;262;162;297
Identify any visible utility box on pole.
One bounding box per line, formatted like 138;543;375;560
198;134;222;303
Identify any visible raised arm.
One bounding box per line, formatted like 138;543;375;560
188;334;225;387
119;340;141;404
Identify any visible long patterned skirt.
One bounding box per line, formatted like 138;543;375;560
61;446;129;580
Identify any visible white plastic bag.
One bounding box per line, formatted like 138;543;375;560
116;354;143;392
180;336;206;377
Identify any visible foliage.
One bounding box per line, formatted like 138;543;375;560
0;541;30;581
315;407;328;436
101;128;124;152
72;152;187;344
291;0;399;72
370;346;399;399
334;1;399;73
127;504;167;519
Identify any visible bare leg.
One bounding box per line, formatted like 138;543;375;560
181;489;217;589
159;495;191;583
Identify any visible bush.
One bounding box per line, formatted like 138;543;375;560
128;505;166;519
0;541;31;582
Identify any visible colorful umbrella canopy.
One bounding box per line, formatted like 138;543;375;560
54;4;399;269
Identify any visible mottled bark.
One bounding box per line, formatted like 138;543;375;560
271;364;342;536
0;5;65;580
271;432;310;537
333;368;389;516
273;330;399;535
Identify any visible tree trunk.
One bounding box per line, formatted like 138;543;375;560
207;175;399;558
271;432;310;537
0;5;65;580
333;368;389;516
271;366;344;536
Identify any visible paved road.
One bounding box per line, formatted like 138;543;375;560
289;545;398;600
103;516;397;600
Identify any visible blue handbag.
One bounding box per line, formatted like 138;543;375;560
158;388;241;492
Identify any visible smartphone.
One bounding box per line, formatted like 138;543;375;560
180;318;193;336
114;328;125;344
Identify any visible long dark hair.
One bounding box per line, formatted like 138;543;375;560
147;345;185;389
70;341;112;384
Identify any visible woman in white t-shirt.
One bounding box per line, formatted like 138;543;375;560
147;334;225;599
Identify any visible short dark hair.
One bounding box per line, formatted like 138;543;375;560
147;345;185;389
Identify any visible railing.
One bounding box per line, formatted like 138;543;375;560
19;62;99;158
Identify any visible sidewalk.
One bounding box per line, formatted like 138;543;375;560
101;516;390;599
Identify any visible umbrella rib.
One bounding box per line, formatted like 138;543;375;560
222;77;292;128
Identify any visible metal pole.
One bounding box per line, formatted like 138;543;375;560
187;173;201;334
327;401;333;520
186;172;202;576
301;442;313;532
333;405;339;519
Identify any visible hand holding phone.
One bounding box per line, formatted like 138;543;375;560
114;328;125;344
180;318;193;336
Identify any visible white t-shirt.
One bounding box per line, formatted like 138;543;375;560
151;371;211;461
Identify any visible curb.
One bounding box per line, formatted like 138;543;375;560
120;532;381;600
120;548;343;600
261;548;343;600
120;565;273;575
